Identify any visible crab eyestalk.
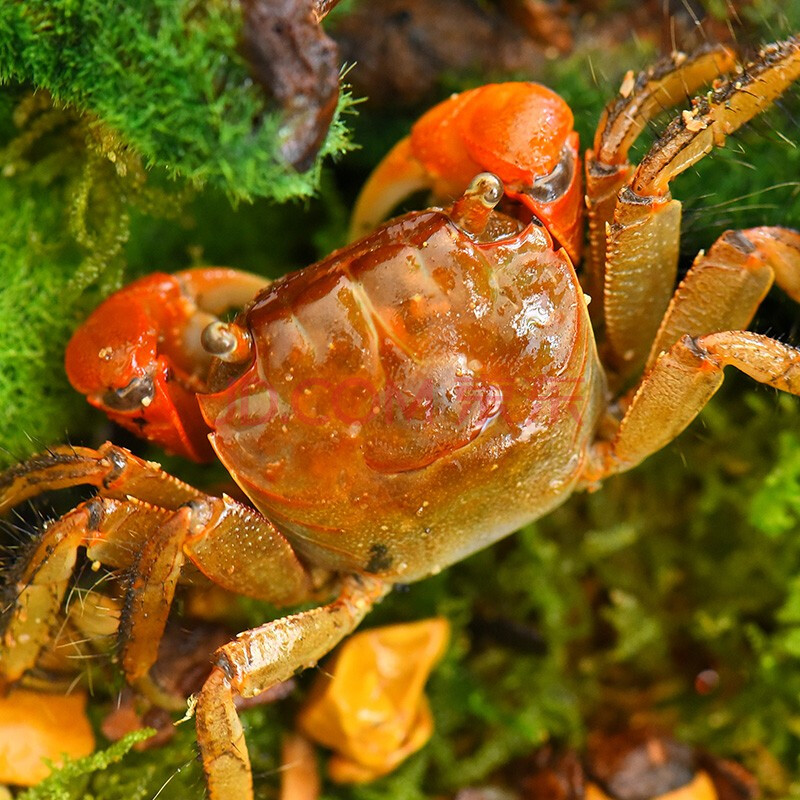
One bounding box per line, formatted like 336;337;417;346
449;173;504;236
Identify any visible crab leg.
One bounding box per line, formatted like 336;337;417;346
118;504;196;688
0;505;90;684
122;495;314;685
0;446;196;685
585;329;800;481
0;443;201;681
0;495;175;684
0;448;315;693
196;574;388;800
0;444;201;515
582;226;800;480
601;36;800;381
585;44;735;314
645;227;800;370
588;225;800;476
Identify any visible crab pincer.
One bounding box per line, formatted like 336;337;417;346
349;82;585;262
65;268;265;461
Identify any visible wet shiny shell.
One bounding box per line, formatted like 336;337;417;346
200;210;604;580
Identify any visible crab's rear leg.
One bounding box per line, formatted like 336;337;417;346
586;329;800;482
599;36;800;383
0;443;201;515
0;444;195;684
1;448;314;694
645;227;800;369
196;575;388;800
584;226;800;480
585;44;735;315
0;494;178;685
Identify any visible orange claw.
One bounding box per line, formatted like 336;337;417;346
297;618;450;783
349;83;584;263
66;268;265;462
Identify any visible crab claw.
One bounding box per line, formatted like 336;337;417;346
65;268;265;462
349;82;584;263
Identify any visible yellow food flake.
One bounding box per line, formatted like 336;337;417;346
619;70;635;98
297;618;450;783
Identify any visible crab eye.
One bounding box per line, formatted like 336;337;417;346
201;321;253;364
100;375;156;412
525;145;575;204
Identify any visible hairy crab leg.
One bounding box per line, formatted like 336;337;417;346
0;448;315;692
0;495;180;685
0;505;90;685
17;589;121;692
119;504;197;688
645;227;800;370
122;495;315;685
601;35;800;382
196;574;388;800
0;444;201;515
583;226;800;480
585;44;735;317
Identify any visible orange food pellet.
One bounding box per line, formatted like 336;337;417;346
0;689;95;786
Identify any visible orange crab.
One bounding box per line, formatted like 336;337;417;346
2;37;800;799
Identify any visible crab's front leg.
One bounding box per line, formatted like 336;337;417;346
65;267;265;461
595;36;800;383
196;575;388;800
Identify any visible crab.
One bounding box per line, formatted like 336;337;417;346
2;36;800;799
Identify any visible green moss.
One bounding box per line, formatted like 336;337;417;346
18;730;155;800
750;432;800;537
0;1;356;202
0;111;92;462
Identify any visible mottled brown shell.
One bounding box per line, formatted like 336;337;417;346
200;209;604;580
